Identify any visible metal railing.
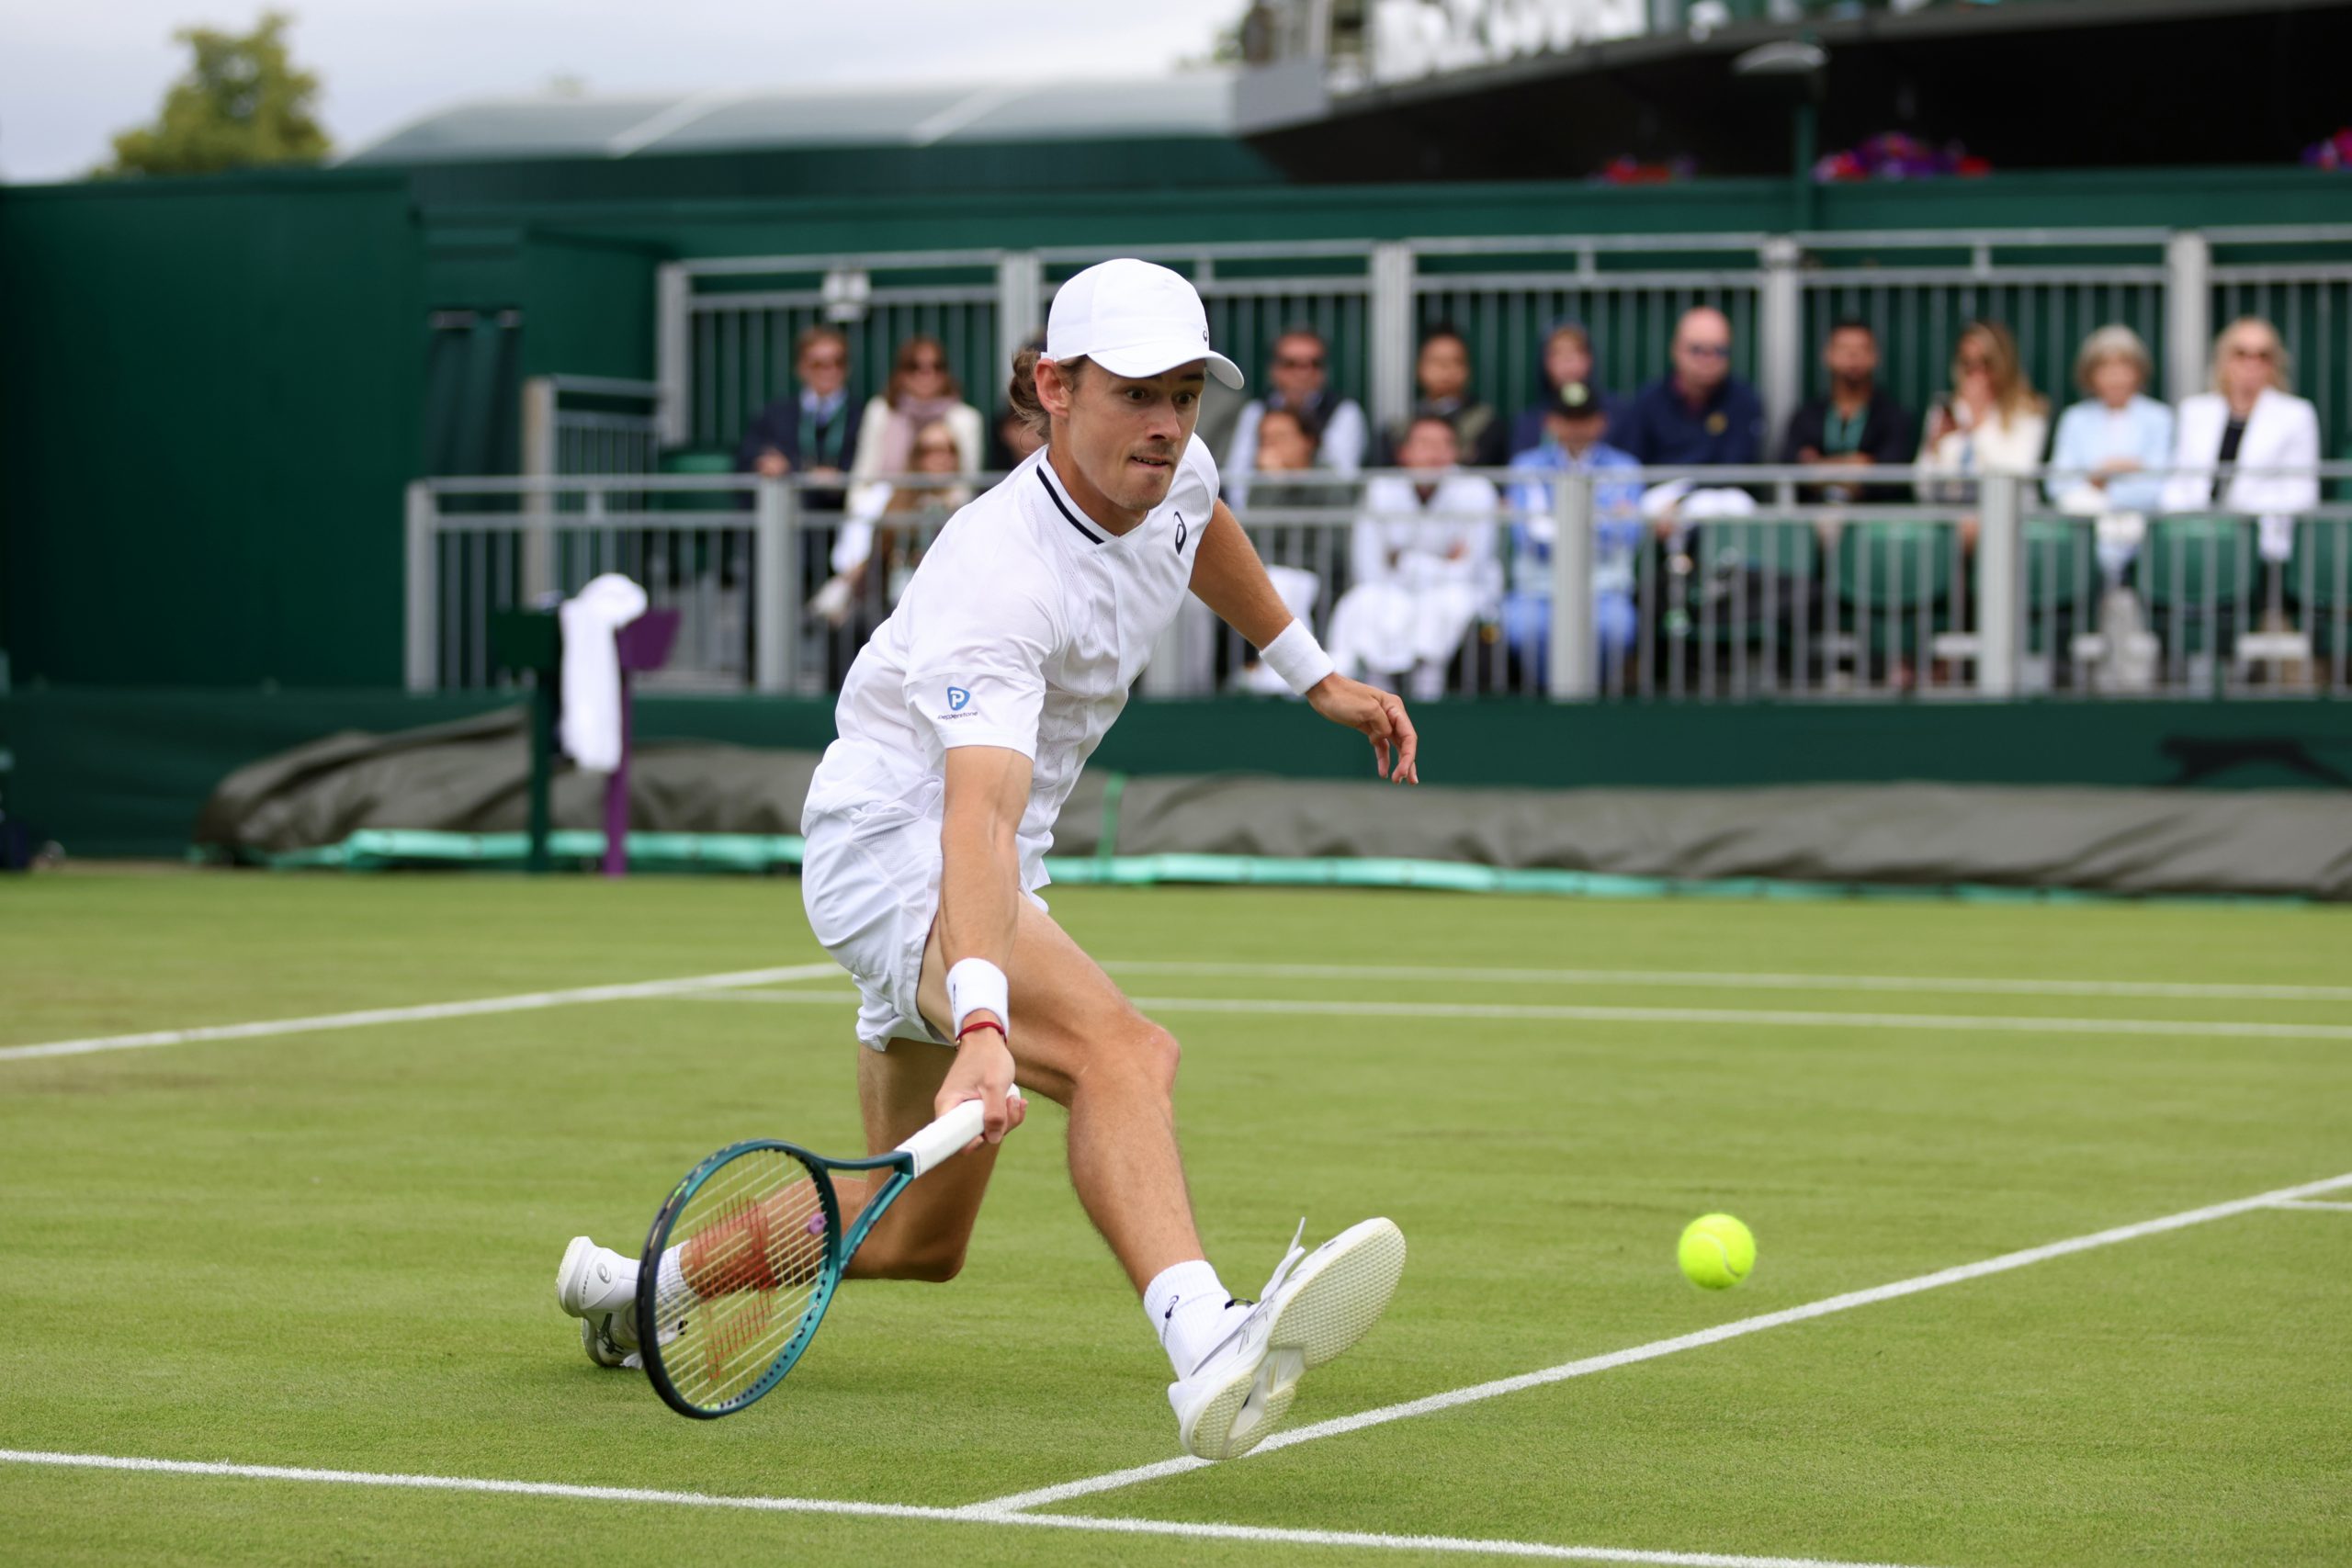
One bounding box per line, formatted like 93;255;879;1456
653;228;2352;472
405;463;2352;702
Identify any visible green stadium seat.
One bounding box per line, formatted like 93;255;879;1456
1837;520;1956;657
1683;519;1822;648
2022;518;2098;658
2139;516;2256;660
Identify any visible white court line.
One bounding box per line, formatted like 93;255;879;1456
2266;1199;2352;1213
970;1168;2352;1515
0;964;842;1064
684;988;2352;1043
1104;961;2352;1004
0;1450;1932;1568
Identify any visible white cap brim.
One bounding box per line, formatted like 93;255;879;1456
1084;339;1246;390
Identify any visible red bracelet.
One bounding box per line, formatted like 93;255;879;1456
956;1018;1007;1044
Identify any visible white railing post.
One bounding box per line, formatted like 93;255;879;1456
1975;473;2022;698
657;263;691;446
1549;471;1597;701
1758;235;1803;461
405;480;436;693
2165;231;2212;406
998;251;1044;358
753;477;796;694
520;375;557;601
1369;241;1415;438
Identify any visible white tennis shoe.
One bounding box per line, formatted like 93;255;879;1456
1168;1217;1407;1461
556;1235;642;1370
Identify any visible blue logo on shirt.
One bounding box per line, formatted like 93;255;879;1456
946;685;970;711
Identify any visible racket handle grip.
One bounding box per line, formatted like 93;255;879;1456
898;1088;1025;1178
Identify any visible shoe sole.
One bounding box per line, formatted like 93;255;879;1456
1182;1218;1408;1461
1265;1217;1407;1371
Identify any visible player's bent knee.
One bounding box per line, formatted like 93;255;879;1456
1143;1021;1182;1095
891;1242;967;1284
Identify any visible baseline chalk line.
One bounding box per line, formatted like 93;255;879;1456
0;1450;1933;1568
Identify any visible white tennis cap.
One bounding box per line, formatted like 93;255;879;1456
1045;258;1245;389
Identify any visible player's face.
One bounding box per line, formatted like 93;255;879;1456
1067;363;1205;514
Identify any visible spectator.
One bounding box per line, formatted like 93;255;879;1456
1780;320;1917;500
1385;324;1509;468
1917;321;2049;490
2162;316;2320;566
1508;322;1613;457
1327;414;1502;698
1504;382;1645;688
1223;327;1369;507
2047;324;2174;564
813;420;974;632
849;333;985;484
1613;306;1764;469
1233;407;1344;694
734;326;861;508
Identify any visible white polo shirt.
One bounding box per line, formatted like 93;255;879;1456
808;438;1218;891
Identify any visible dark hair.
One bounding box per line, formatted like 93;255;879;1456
1419;322;1468;355
1259;405;1311;439
1007;344;1089;438
1827;318;1876;341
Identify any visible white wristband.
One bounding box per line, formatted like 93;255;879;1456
1260;619;1337;695
944;957;1010;1040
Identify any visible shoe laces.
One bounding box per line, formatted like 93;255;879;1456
1256;1218;1310;1303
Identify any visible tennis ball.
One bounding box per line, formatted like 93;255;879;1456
1678;1213;1756;1290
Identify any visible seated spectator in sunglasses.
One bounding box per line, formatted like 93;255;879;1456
1223;327;1368;508
734;326;862;511
849;334;984;484
1613;307;1763;469
2161;316;2320;566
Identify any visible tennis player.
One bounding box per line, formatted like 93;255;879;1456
559;258;1416;1460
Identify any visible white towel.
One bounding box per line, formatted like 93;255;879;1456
558;573;649;774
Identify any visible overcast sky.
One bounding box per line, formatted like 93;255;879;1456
0;0;1237;183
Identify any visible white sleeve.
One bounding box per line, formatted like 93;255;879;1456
901;570;1058;760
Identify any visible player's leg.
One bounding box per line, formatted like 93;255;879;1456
911;897;1405;1461
834;1036;1001;1282
913;898;1201;1292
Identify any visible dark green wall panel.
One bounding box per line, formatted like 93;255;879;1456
0;173;425;686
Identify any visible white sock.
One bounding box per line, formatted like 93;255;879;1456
1145;1259;1243;1378
656;1247;697;1309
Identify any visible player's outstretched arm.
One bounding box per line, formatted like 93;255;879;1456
934;744;1035;1142
1191;500;1419;784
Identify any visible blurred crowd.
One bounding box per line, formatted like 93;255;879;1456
735;307;2325;695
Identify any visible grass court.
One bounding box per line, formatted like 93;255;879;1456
4;868;2347;1566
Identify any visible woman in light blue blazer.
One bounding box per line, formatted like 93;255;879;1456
2046;325;2174;579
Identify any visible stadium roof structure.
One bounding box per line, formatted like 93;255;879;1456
343;73;1238;165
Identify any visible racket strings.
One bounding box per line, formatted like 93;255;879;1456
656;1148;834;1407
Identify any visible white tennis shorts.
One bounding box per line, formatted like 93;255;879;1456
801;798;953;1053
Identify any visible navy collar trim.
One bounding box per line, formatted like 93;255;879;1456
1036;464;1104;545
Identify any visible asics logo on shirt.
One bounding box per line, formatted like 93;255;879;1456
1174;513;1188;554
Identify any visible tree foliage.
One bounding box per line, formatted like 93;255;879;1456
100;10;330;177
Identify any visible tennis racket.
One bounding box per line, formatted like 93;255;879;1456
633;1089;1022;1419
